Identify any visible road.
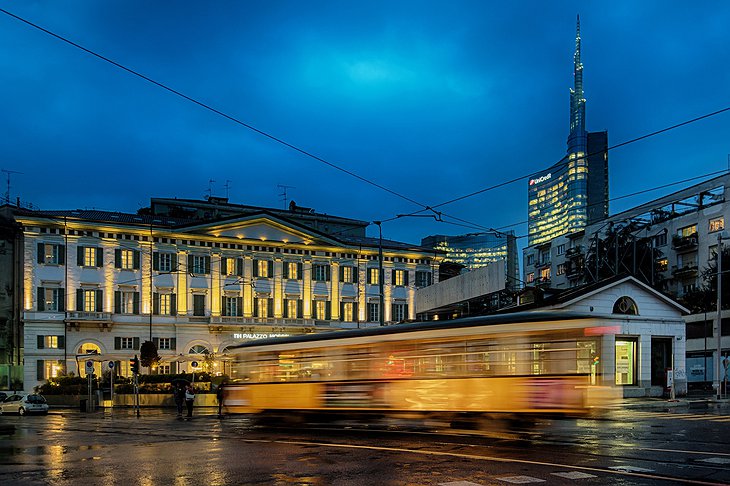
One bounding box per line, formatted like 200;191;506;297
1;405;729;485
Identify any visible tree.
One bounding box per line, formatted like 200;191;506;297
679;247;730;313
139;340;160;370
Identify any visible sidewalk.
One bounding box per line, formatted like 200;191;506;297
619;392;730;411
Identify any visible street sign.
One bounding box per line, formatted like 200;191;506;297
85;360;94;371
108;361;115;369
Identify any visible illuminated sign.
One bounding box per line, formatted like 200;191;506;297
529;173;552;186
233;333;290;340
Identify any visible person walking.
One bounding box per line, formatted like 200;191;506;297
173;384;185;418
184;384;195;418
216;383;225;419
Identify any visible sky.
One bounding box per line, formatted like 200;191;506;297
1;1;729;248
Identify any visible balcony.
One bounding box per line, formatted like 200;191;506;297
672;233;699;252
534;260;551;269
65;311;112;322
565;263;584;278
671;264;699;279
565;246;584;258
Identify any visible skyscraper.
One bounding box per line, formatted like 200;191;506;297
527;16;608;246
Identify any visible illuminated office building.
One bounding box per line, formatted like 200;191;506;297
527;16;608;246
421;231;519;289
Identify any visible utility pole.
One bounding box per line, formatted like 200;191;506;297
374;221;384;326
716;233;724;400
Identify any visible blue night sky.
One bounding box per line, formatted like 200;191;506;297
1;1;729;248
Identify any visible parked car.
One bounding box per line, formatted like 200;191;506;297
0;394;49;415
0;392;7;402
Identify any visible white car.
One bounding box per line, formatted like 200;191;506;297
0;394;49;415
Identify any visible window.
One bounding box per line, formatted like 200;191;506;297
115;248;140;270
284;262;301;280
710;217;725;233
613;296;638;315
415;271;432;288
37;335;64;349
367;267;380;285
37;287;64;312
284;299;302;318
312;264;331;282
193;294;206;316
115;291;139;314
526;272;535;283
189;345;209;355
78;246;102;267
153;293;176;316
391;303;408;322
526;254;535;265
78;289;102;312
254;297;272;318
120;337;135;350
540;251;550;264
340;301;356;322
656;258;668;272
253;259;272;278
392;269;408;286
340;265;357;283
556;263;565;276
156;364;171;374
367;302;380;323
157;338;172;350
153;252;177;272
190;255;210;275
677;225;697;237
615;339;638;386
654;232;667;247
38;243;64;265
556;244;565;256
221;257;242;276
313;300;330;320
540;267;551;281
223;296;242;317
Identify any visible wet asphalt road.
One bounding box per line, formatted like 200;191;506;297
1;406;729;485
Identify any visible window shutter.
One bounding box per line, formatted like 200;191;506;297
58;245;65;265
204;256;211;274
171;338;177;351
133;292;140;314
95;290;103;312
236;297;242;316
76;289;83;311
133;337;140;350
405;271;409;286
37;360;45;381
37;243;44;263
153;337;159;348
187;254;194;273
153;252;159;271
283;262;289;279
37;287;45;311
353;302;359;321
391;303;396;321
77;246;84;266
325;301;331;320
339;302;344;321
115;249;121;268
153;293;159;315
353;266;359;284
133;250;140;270
58;335;65;348
404;304;409;319
391;269;396;283
37;335;44;349
428;272;432;286
114;291;121;314
267;298;273;317
312;300;317;319
339;266;344;282
267;260;273;278
253;297;258;316
171;294;177;316
221;296;226;316
253;260;259;277
96;247;103;267
283;299;289;318
220;257;227;274
235;258;243;276
297;299;303;318
325;265;331;281
172;253;178;271
367;269;372;284
297;263;303;280
114;336;121;350
58;288;65;312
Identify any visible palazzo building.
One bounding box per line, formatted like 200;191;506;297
8;198;441;391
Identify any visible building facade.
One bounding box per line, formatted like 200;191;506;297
527;17;609;246
421;231;519;290
12;201;441;391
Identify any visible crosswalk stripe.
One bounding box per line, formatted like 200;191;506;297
496;476;546;484
551;471;597;479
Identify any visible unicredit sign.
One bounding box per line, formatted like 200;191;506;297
529;173;552;186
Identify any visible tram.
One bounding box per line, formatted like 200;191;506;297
223;312;619;424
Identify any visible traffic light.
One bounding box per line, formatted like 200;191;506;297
592;354;600;366
130;355;140;374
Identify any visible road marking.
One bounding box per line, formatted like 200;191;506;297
551;471;597;479
438;482;482;486
609;466;654;473
496;476;545;484
698;457;730;465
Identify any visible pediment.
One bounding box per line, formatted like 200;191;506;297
183;216;331;246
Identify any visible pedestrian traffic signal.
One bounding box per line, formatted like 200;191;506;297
130;355;140;374
592;354;600;366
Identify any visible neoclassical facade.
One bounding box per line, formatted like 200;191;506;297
15;203;441;390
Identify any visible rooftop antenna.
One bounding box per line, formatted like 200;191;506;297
1;169;22;205
206;179;215;200
278;184;296;209
224;180;232;199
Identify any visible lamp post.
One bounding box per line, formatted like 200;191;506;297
715;232;726;400
374;221;384;326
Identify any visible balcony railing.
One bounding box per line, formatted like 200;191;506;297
672;233;699;252
671;264;699;279
565;264;584;278
65;311;112;322
565;246;584;258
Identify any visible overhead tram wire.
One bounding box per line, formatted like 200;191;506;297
0;8;430;213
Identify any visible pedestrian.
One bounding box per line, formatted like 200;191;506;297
185;383;195;418
173;383;184;418
216;383;225;419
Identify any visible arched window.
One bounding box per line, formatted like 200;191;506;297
188;345;209;355
613;296;639;315
78;342;101;355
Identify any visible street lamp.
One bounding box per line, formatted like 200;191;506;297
374;221;384;326
715;231;728;400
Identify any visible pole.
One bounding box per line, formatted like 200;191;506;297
716;233;723;400
375;221;384;326
134;372;140;417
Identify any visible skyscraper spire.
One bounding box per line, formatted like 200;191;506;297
568;14;586;154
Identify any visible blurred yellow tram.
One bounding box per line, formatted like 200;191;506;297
224;312;618;423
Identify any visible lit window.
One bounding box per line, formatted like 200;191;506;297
45;336;59;349
119;249;135;270
540;267;551;280
286;262;299;279
368;268;380;285
159;294;172;315
615;339;637;385
314;300;327;319
256;260;270;278
40;243;63;265
83;289;97;312
341;266;354;283
286;299;299;318
393;269;406;286
526;273;535;283
710;217;725;233
342;302;354;321
83;247;97;267
255;298;269;318
677;225;697;238
223;258;236;276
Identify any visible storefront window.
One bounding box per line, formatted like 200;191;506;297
615;338;637;385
